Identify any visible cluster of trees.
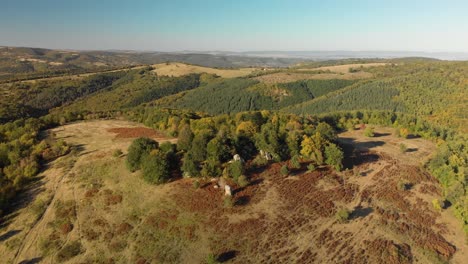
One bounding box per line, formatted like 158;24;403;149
0;114;74;215
126;138;178;184
126;109;345;186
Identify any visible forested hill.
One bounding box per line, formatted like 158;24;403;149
0;46;302;82
284;61;468;133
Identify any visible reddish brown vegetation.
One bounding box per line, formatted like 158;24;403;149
103;190;123;205
59;222;73;235
156;150;458;263
107;127;167;139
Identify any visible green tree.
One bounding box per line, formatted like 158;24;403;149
315;122;336;141
325;143;344;171
280;165;289;176
141;151;170;184
177;124;193;151
126;137;159;172
300;133;325;165
201;159;222;177
290;155;301;169
191;131;212;162
182;151;199;177
206;137;231;163
227;160;243;180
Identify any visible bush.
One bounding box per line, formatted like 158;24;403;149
223;196;233;208
113;149;123;157
432;199;442;212
126;137;158;172
206;253;221;264
290;155;301;169
307;163;316;172
335;208;350;223
251;154;269;168
364;127;375;137
280;165;289;176
397;180;411;191
325;143;344;171
56;241;82;262
193;180;200;189
399;143;407;153
237;175;249;187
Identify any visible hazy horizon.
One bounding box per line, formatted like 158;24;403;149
1;0;468;53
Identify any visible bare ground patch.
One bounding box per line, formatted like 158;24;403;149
151;62;258;78
253;71;373;84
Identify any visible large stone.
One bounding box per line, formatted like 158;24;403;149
224;185;232;196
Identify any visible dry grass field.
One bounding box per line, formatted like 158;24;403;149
151;62;258;78
301;63;389;74
0;122;465;263
254;63;388;84
253;71;373;84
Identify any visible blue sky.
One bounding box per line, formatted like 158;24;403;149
1;0;467;52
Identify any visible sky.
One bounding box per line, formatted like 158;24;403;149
1;0;467;52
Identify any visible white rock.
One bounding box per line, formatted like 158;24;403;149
224;185;232;196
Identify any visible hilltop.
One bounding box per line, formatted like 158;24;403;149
0;53;466;263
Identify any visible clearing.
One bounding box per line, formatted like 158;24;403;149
253;71;373;84
300;63;389;74
0;122;466;263
151;62;258;78
254;63;388;84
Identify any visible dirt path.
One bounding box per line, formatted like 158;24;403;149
0;120;174;263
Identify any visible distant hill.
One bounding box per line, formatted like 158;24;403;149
0;46;303;82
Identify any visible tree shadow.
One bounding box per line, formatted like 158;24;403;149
217;250;238;262
235;196;250;206
359;169;374;177
0;229;22;242
407;134;420;139
373;132;391;137
350;206;373;220
19;257;43;264
406;148;418;153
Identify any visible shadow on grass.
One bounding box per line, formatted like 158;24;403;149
235;196;250;206
19;257;43;264
217;250;238;262
350;206;373;220
0;229;22;242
